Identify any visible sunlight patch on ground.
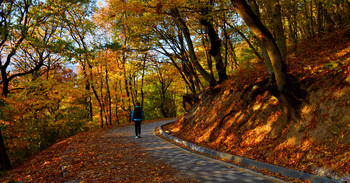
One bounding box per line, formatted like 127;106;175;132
196;121;218;143
267;111;282;124
211;129;227;145
263;95;279;110
333;88;347;98
171;127;181;133
301;104;312;114
252;101;262;111
275;137;297;151
223;133;238;149
241;124;271;146
300;139;313;151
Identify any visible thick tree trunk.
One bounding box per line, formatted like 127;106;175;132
0;130;11;170
231;0;304;123
0;76;9;97
231;0;288;93
270;0;287;62
247;0;274;76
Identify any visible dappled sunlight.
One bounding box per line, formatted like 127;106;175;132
241;124;272;146
206;108;220;122
161;26;350;181
333;47;350;64
301;104;312;114
252;101;262;111
170;127;181;133
223;133;238;149
196;121;218;143
275;137;297;151
267;111;282;124
211;129;227;146
262;95;279;110
332;88;347;98
300;139;313;151
235;111;245;124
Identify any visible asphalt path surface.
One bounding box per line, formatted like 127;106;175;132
113;119;284;183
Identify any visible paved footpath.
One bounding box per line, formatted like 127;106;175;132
113;119;284;183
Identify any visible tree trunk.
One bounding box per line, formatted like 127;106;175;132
269;0;287;63
285;4;298;49
141;55;146;107
226;22;263;63
0;76;9;97
178;32;200;94
170;7;216;87
201;30;215;79
89;64;104;127
309;0;315;37
248;0;274;76
230;0;288;95
200;1;228;82
82;59;93;121
0;130;11;170
200;6;228;82
115;81;120;124
105;64;112;126
231;0;304;123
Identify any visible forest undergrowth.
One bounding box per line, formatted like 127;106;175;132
163;27;350;182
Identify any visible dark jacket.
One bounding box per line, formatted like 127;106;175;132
132;106;144;122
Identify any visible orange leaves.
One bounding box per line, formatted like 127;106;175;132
59;128;188;182
0;126;190;182
162;25;350;180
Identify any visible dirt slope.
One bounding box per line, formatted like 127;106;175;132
164;27;350;181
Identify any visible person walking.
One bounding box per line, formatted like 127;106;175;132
131;102;144;138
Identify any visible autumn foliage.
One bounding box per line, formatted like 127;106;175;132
163;27;350;181
1;0;350;181
0;124;196;183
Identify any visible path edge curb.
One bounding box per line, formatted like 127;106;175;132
158;122;338;183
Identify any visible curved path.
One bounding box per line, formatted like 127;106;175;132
113;119;284;183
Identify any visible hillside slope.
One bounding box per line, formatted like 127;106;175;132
164;27;350;181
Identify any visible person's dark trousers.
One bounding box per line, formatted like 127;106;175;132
134;121;141;136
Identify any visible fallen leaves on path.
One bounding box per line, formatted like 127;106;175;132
1;124;198;183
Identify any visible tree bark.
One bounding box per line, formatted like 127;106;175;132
269;0;287;62
89;64;104;127
231;0;288;92
170;7;216;87
225;21;263;63
105;63;112;126
247;0;274;76
231;0;304;123
0;130;11;170
141;54;147;108
82;62;93;121
200;2;228;82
